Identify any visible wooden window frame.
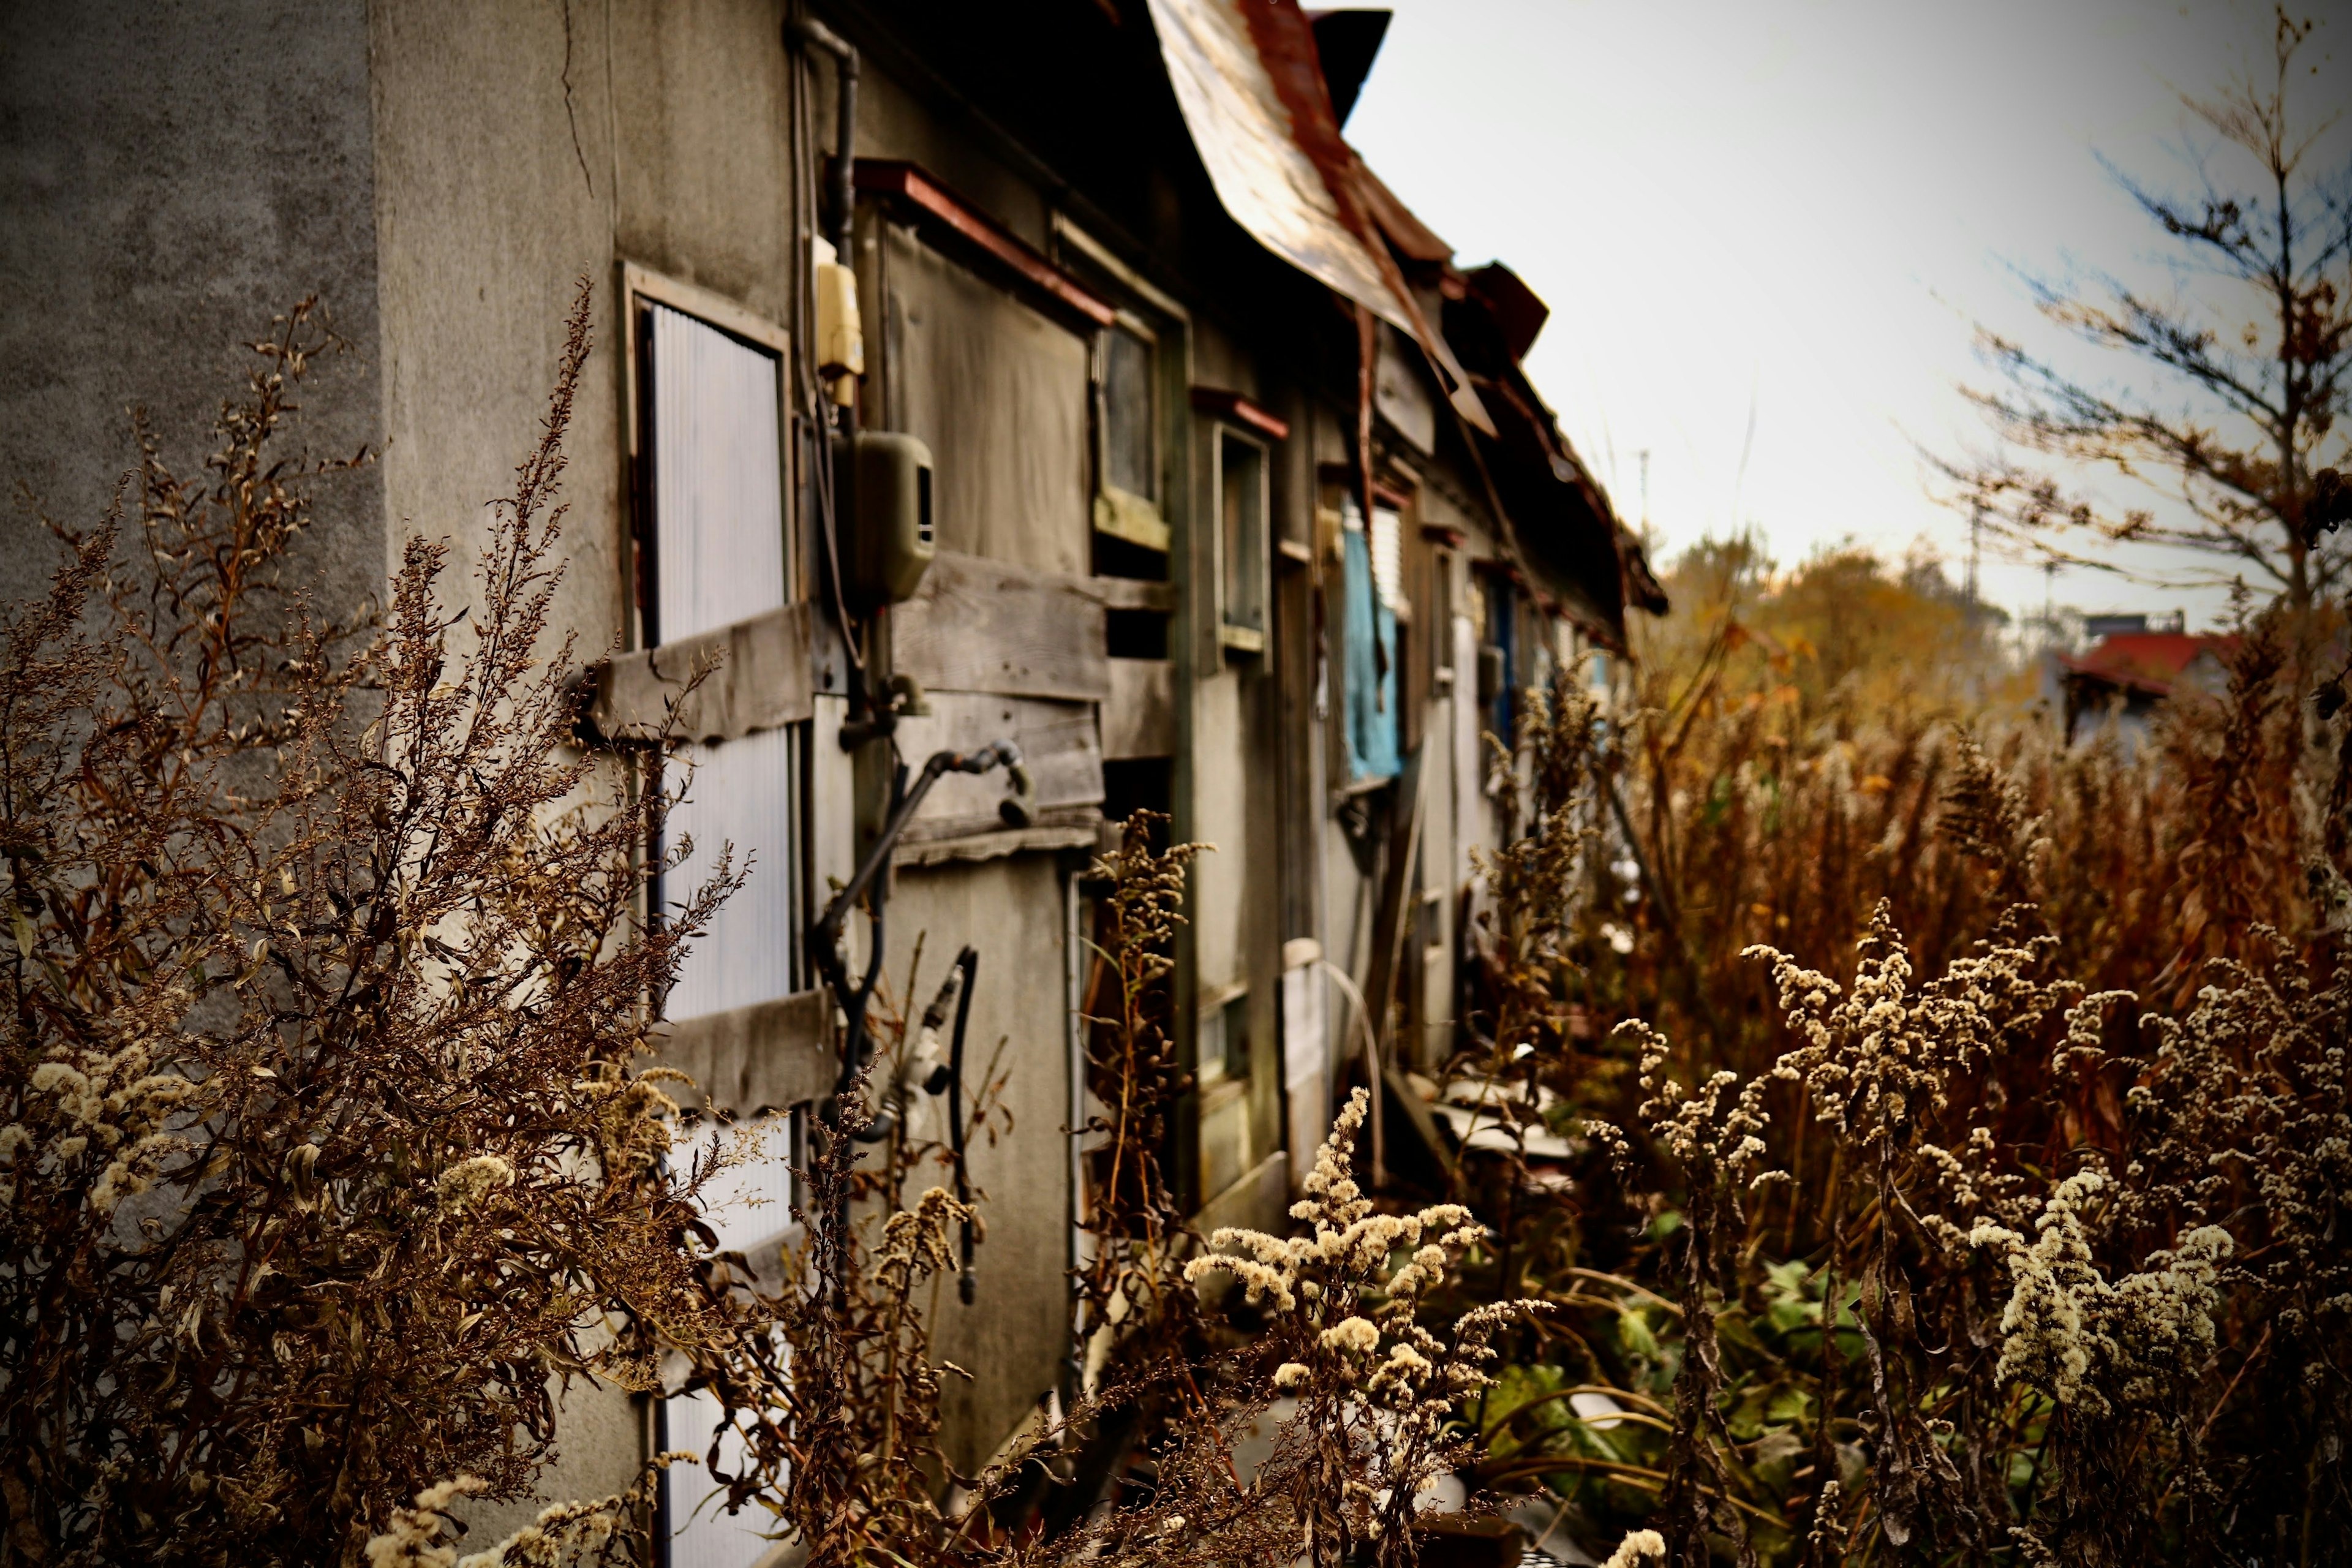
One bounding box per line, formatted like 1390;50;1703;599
1212;422;1271;655
1093;309;1170;552
619;261;796;654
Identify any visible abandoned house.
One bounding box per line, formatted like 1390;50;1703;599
0;0;1664;1558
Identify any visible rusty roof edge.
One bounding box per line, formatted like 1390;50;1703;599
1446;385;1629;652
1144;0;1493;434
1235;1;1496;434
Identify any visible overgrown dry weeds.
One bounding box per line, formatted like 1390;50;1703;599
10;292;2347;1568
0;290;759;1567
1445;598;2349;1562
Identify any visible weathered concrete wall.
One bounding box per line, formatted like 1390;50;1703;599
363;0;815;1537
0;0;385;618
368;0;634;660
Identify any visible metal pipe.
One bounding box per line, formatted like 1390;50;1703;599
787;14;858;257
947;944;979;1302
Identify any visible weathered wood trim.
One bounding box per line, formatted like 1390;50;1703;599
582;601;813;746
1087;576;1178;613
619;262;792;464
854;160;1118;328
894;552;1110;703
1190;386;1291;442
1050;212;1189;322
1092;487;1171;553
894;817;1102;868
1102;658;1176;760
647;987;833;1116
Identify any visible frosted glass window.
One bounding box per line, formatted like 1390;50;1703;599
641;299;801;1567
649;303;787;641
643;302;800;1020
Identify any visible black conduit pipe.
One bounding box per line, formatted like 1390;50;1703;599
946;944;978;1303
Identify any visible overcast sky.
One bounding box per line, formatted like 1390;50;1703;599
1345;0;2352;633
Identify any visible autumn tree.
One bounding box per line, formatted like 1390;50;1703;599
1948;7;2352;615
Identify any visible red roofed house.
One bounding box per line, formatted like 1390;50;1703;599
2059;615;2236;744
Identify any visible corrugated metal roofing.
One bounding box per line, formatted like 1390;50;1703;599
1144;0;1491;434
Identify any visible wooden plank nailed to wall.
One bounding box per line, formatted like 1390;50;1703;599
1102;658;1176;760
583;601;813;746
893;551;1109;703
892;690;1105;845
647;987;832;1117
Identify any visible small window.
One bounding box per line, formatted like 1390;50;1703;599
1370;503;1404;616
1197;987;1251;1085
1220;991;1251;1082
1103;323;1155;500
1217;428;1268;652
1094;317;1167;551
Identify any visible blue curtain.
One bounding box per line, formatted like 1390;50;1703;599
1343;525;1400;782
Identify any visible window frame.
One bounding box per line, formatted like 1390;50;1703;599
1093;309;1167;551
1212;422;1271;655
619;262;797;653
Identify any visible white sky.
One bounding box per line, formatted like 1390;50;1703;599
1345;0;2352;633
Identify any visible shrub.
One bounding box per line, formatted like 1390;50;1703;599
0;292;743;1567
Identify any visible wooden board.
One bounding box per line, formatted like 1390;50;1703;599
893;550;1109;703
584;601;813;745
885;227;1092;577
647;987;832;1116
1102;657;1176;760
890;690;1106;845
1087;575;1178;613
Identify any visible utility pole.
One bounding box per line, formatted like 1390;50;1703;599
1967;500;1982;606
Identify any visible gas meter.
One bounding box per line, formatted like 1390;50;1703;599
834;430;935;610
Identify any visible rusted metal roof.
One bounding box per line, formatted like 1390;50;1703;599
1143;0;1666;639
1144;0;1491;434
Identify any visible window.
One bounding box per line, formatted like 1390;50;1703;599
1216;427;1267;652
660;1113;799;1568
638;298;800;1019
1369;503;1404;618
1093;315;1168;552
633;287;801;1568
1479;571;1517;746
1103;323;1156;502
1196;986;1251;1085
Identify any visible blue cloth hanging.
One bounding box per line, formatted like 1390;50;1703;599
1343;524;1400;783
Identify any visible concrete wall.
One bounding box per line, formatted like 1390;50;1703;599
364;0;819;1539
0;0;385;619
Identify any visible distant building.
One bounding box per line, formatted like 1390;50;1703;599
2057;624;2234;745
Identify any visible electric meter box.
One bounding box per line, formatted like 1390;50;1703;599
835;431;935;610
